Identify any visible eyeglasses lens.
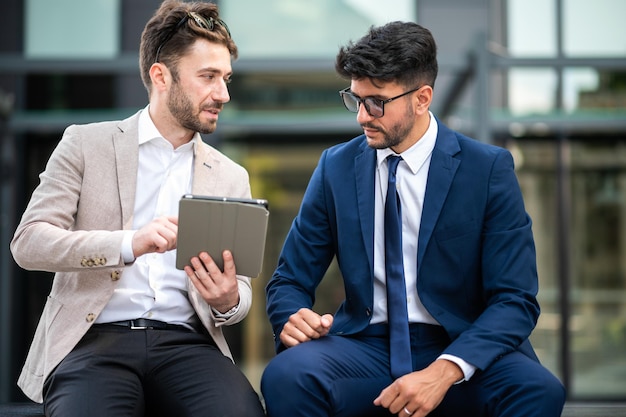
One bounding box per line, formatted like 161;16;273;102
341;92;383;118
364;99;383;117
341;92;358;112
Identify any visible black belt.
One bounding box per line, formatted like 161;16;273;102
98;318;196;332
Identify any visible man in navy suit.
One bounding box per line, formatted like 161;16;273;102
261;22;565;417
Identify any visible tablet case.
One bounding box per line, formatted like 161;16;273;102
176;194;269;277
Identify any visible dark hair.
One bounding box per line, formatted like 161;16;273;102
139;0;237;93
335;21;438;89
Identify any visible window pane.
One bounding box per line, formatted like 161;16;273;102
563;68;600;113
508;68;557;115
25;0;120;58
564;0;626;57
507;0;556;57
517;140;561;379
569;140;626;398
516;138;626;399
221;0;415;58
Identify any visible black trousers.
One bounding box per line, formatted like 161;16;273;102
43;324;265;417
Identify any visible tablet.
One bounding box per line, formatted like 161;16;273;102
176;194;269;277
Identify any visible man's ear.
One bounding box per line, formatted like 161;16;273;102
149;62;170;92
418;85;432;107
415;85;433;114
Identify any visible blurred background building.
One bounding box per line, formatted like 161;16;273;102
1;0;625;404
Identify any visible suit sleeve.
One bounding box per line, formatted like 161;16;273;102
439;149;540;371
10;125;126;273
265;149;337;351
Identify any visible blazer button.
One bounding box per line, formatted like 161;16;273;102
365;308;372;316
111;270;121;281
86;313;96;323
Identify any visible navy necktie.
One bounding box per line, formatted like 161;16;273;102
385;155;412;379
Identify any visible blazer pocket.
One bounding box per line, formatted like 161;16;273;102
434;219;481;243
431;220;482;292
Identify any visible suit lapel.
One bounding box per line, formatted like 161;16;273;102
113;114;140;230
191;136;220;196
418;122;461;269
355;140;377;273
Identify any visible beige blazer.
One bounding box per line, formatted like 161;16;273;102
10;111;254;403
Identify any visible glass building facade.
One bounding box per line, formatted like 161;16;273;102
1;0;625;403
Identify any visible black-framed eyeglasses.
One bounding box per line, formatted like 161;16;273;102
154;11;231;63
339;86;422;118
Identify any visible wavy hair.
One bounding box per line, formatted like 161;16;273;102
335;21;438;89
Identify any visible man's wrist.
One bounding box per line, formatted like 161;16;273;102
437;354;477;384
433;358;464;385
211;302;239;318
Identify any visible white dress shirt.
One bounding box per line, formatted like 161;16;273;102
95;107;197;327
372;113;476;381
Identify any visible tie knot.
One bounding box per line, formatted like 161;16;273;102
387;155;402;176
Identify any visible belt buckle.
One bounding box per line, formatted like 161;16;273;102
130;320;149;330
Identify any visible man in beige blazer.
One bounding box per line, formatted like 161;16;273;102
10;1;265;416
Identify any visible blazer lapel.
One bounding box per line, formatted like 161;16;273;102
113;113;140;230
418;122;461;269
355;140;377;273
191;136;220;196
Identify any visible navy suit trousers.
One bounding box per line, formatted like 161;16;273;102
261;324;565;417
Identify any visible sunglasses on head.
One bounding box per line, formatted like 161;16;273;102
154;11;231;63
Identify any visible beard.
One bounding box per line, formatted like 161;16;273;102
167;79;221;134
362;103;414;150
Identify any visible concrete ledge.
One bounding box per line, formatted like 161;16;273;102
1;401;626;416
562;402;626;417
0;403;43;417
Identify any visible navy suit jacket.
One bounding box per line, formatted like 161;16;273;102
266;120;540;372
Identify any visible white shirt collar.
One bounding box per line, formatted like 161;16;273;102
138;105;199;152
376;112;438;174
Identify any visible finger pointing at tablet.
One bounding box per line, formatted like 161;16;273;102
131;216;178;258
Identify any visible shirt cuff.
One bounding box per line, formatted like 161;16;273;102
211;303;240;321
121;230;136;264
438;354;477;383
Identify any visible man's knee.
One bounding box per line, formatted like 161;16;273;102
262;350;305;390
261;346;331;403
525;369;566;411
491;357;566;416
